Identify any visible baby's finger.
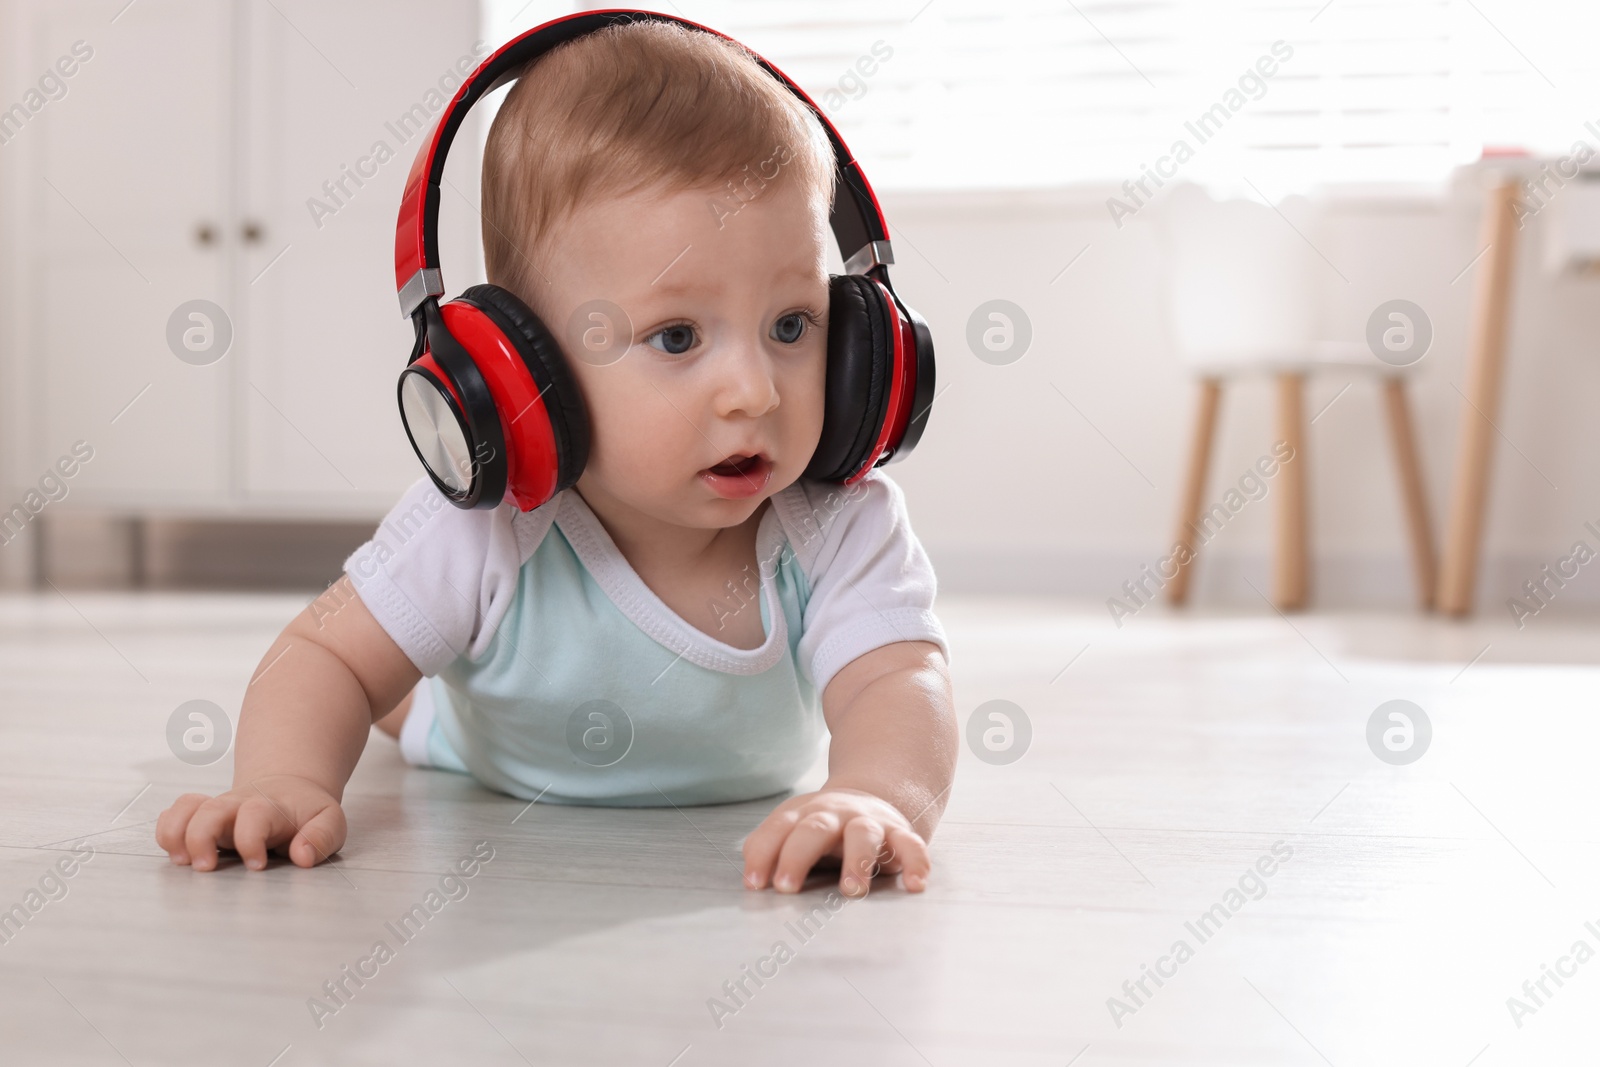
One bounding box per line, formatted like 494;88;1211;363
287;803;347;869
771;810;843;893
232;796;292;871
155;793;211;864
886;825;931;891
741;807;801;890
183;795;243;872
839;817;887;897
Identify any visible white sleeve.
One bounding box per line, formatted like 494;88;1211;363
787;469;950;699
340;478;555;676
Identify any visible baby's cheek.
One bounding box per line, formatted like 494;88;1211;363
786;359;828;456
602;402;696;484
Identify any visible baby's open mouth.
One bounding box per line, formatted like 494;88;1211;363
704;453;767;477
699;452;774;499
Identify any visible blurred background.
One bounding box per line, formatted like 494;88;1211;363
1;0;1598;620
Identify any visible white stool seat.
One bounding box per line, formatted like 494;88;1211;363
1159;183;1438;611
1188;341;1405;377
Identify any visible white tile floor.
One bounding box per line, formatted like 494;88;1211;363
1;590;1597;1065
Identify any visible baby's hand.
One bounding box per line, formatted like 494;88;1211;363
155;774;347;872
741;787;930;897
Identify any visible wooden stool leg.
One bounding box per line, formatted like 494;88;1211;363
126;516;147;589
1381;377;1437;610
31;514;47;590
1275;373;1308;611
1168;378;1222;606
1437;178;1521;616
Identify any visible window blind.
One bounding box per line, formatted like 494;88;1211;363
483;0;1598;195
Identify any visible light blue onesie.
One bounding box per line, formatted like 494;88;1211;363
343;469;947;808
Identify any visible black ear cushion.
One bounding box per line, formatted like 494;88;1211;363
458;284;591;492
805;273;893;482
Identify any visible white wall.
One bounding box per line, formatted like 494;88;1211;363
878;172;1600;612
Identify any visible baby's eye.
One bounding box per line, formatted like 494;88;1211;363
771;311;814;345
644;323;697;356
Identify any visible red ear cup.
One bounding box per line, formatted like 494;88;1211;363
397;288;590;511
457;285;591;505
893;296;937;462
398;300;508;509
804;273;934;483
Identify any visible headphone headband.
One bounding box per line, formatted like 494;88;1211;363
395;8;895;318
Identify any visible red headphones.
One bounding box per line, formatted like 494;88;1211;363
394;9;935;510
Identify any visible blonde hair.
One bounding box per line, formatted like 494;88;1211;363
481;18;836;306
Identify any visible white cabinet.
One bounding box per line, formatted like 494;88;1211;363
24;0;236;509
4;0;483;519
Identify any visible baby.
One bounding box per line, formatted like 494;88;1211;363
155;19;955;897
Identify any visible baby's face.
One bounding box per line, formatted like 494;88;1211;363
526;175;830;531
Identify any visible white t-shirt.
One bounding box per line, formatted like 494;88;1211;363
343;469;948;805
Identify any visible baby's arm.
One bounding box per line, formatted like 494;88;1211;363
742;638;956;897
155;575;420;871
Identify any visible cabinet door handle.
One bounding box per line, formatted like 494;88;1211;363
242;220;264;244
195;222;216;246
